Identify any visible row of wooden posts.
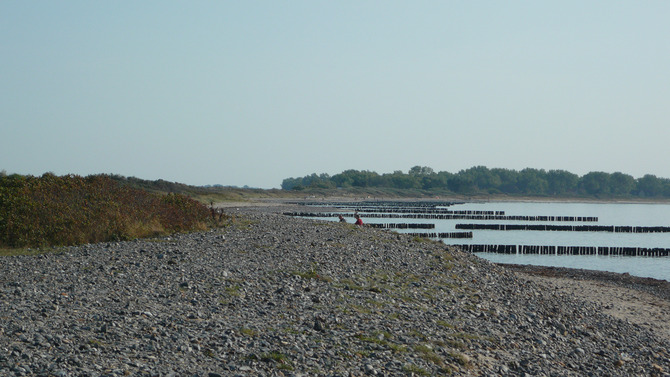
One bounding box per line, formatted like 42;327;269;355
283;212;598;222
288;200;463;208
408;232;474;239
341;208;505;215
455;244;670;257
367;223;435;229
456;223;670;233
287;204;669;257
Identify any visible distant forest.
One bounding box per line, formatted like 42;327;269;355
281;166;670;198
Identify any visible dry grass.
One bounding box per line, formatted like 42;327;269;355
0;173;212;248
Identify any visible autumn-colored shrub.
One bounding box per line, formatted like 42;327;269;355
0;173;211;248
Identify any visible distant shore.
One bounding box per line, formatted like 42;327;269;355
215;195;670;208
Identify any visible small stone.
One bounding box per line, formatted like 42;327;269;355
313;319;326;332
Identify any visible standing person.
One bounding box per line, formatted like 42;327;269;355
338;215;346;223
354;214;363;226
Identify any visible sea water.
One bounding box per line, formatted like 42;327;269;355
314;201;670;281
443;201;670;281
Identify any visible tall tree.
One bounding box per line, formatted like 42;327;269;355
636;174;663;197
408;166;434;176
517;168;548;195
579;172;611;196
609;172;635;196
547;170;579;195
491;168;520;194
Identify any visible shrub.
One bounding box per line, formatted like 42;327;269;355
0;173;210;247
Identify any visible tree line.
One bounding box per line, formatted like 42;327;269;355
281;166;670;198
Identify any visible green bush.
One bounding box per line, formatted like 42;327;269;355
0;173;210;248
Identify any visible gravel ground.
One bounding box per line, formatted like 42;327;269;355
507;264;670;345
505;264;670;302
1;205;670;376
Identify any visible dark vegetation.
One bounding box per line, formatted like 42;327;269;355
0;173;214;248
282;166;670;199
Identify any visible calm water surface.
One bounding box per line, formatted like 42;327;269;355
320;201;670;281
445;202;670;281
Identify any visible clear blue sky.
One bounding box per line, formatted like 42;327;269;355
2;1;669;188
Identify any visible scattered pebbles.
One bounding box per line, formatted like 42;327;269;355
1;208;670;376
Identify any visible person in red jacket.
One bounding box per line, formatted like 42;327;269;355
354;214;363;226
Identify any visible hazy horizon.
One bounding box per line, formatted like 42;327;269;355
3;164;669;191
3;2;669;189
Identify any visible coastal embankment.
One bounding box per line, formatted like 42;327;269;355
1;203;669;376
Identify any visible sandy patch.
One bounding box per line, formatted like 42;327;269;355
514;269;670;342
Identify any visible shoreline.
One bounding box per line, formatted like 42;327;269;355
2;207;670;375
215;195;670;208
503;263;670;300
267;200;670;342
507;263;670;343
233;201;670;339
248;193;670;204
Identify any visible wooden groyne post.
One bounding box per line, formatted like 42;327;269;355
454;244;670;257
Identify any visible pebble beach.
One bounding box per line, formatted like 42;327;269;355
1;203;670;376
